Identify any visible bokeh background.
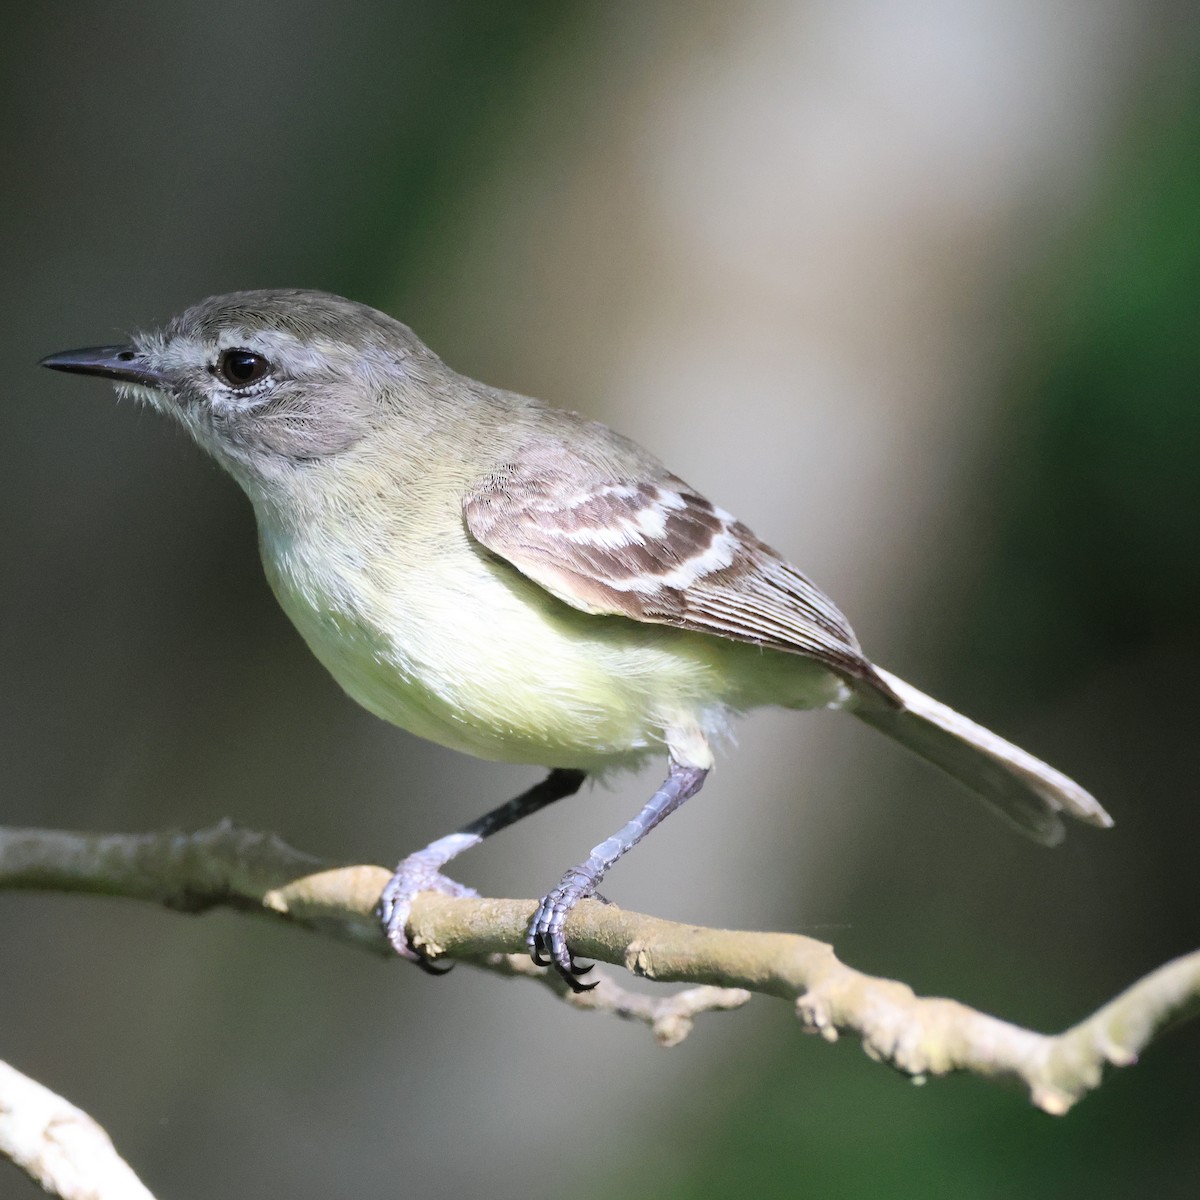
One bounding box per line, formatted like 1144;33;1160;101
3;2;1199;1196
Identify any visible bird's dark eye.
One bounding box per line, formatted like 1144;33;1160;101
216;349;270;388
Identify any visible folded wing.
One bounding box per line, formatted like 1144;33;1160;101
463;442;884;688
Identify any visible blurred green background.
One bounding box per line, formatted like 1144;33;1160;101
3;3;1199;1197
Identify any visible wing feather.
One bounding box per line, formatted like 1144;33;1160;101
463;445;883;687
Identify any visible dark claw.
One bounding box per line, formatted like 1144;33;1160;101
413;953;455;977
558;944;598;992
527;916;549;966
528;883;601;991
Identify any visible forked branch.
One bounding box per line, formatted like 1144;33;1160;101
2;822;1196;1120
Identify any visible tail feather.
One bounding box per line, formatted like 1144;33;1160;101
850;666;1113;846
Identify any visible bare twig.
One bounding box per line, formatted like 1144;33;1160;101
0;1059;155;1200
1;822;1196;1114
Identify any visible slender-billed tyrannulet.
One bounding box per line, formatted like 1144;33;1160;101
42;290;1112;988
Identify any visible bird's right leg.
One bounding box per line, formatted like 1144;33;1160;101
379;768;586;971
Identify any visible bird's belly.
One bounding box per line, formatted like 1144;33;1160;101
264;554;662;767
293;609;666;769
262;535;845;770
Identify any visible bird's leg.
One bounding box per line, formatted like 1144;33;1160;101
379;768;586;971
529;760;709;990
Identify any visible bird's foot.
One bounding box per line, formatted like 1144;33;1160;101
527;866;599;992
378;843;479;975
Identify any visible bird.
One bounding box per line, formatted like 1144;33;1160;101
41;289;1113;989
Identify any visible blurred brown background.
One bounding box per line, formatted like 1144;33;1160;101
3;3;1199;1197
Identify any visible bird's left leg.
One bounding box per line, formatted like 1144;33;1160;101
529;759;709;990
379;768;586;970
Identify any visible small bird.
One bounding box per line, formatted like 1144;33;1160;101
42;290;1113;988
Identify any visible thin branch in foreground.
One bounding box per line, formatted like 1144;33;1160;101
2;822;1197;1115
0;1059;156;1200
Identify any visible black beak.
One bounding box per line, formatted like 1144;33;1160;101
39;345;169;388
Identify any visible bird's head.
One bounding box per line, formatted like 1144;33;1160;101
41;289;438;490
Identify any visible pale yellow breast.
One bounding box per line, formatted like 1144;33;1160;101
255;491;843;770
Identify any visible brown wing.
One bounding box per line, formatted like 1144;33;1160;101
463;446;881;685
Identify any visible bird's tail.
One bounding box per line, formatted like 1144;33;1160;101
849;666;1113;846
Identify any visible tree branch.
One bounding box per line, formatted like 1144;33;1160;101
0;1058;156;1200
2;822;1195;1115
